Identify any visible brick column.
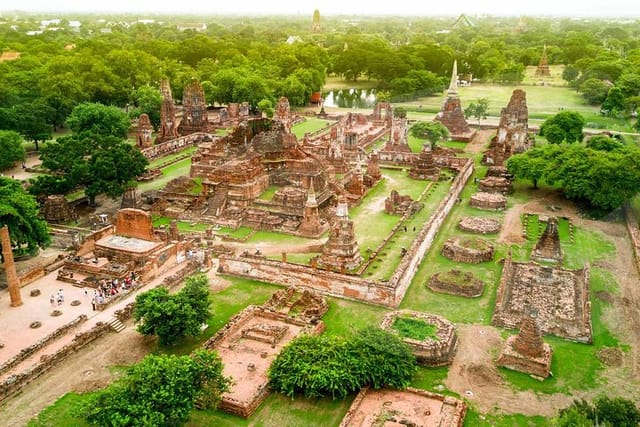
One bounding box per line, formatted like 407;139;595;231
1;225;23;307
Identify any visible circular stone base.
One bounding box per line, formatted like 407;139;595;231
428;270;484;298
442;236;494;263
71;300;81;306
458;217;502;234
30;321;42;329
470;192;507;211
51;310;63;317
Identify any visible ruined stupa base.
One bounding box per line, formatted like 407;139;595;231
497;335;553;380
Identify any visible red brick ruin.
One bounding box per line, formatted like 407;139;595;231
435;60;474;141
1;225;23;307
535;45;551;77
177;80;209;135
316;196;363;272
156;78;179;143
531;216;563;264
136;113;154;148
496;313;553;379
482;89;534;166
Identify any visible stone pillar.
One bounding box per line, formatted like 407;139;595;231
1;225;23;307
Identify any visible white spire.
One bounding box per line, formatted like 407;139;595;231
448;60;458;95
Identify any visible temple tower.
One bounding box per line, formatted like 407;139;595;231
435;60;472;138
121;186;142;209
496;313;553;379
157;79;179;143
299;180;322;236
531;217;563;264
312;9;321;33
535;45;551;77
177;80;209;135
1;225;23;307
316;196;363;272
409;144;439;180
136;113;154;148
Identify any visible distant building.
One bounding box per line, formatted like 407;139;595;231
177;23;207;32
312;9;321;33
286;35;302;45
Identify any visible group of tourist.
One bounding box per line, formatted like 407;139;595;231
49;288;64;306
90;272;139;311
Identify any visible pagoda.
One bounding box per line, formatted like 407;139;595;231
316;196;363;272
535;45;551;77
435;60;473;141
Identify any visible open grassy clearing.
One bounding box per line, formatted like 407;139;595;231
147;146;197;169
138;157;192;192
151;216;210;232
291;117;332;139
393;316;438;340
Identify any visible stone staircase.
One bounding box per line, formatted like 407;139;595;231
107;317;126;333
207;189;228;217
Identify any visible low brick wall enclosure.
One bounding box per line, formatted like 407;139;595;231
0;321;112;403
219;256;397;306
380;310;458;367
625;206;640;274
428;270;484;298
203;305;325;418
441;237;495;264
339;387;467;427
0;315;88;377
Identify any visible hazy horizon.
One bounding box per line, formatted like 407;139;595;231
2;0;639;18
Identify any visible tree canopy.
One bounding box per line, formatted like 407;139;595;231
66;102;131;139
464;98;489;127
507;143;640;212
0;177;50;257
410;121;449;149
0;130;26;171
268;327;416;399
133;273;211;346
553;397;640;427
539;111;585;144
83;350;230;427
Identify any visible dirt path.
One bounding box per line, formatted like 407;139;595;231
445;324;573;416
465;129;494;154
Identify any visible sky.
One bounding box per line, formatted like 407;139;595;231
2;0;639;18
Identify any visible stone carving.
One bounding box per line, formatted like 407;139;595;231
380;310;458;367
442;236;494;264
496;314;553;379
177;80;209;135
157;79;179;143
531;217;563;264
136;113;154;148
492;250;592;343
40;195;77;223
470;192;507;211
535;45;551;77
457;217;501;234
316;196;363;272
435;60;473;141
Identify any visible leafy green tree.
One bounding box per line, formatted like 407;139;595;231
66;102;131;139
13;100;54;151
129;84;162;128
257;99;274;118
410;121;449;149
586;135;623;152
0;177;50;257
269;328;416;399
464;98;489;128
83;350;229;427
540;111;585;143
393;106;407;119
554;397;640;427
0;130;26;171
601;87;625;116
562;64;580;87
133;274;212;346
579;78;609;105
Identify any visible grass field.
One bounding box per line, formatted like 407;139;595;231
292;117;332;139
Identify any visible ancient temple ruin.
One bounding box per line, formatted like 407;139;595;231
1;225;23;306
409;144;440;180
492;250;592;343
136;113;154;148
120;187;142;210
482;89;534;166
379;112;413;163
435;60;474;141
316;196;363;272
40;195;77;224
177;80;209;135
531;216;563;264
156;79;179;143
535;45;551;77
384;190;423;216
496;313;553;379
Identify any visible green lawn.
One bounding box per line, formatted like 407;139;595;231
292;117;332;139
148;146;198;169
151;216;210;233
258;185;279;201
138;157;192;192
